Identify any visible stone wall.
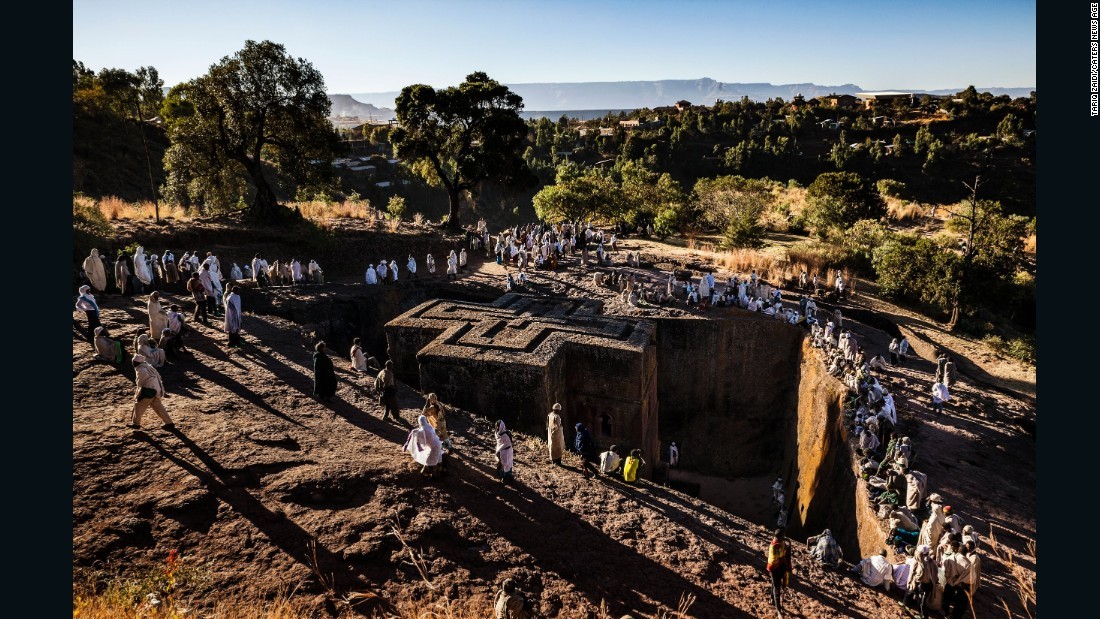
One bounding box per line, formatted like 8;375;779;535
386;294;660;466
786;340;889;560
655;314;804;477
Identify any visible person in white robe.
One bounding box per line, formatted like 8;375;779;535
251;255;265;286
188;251;200;273
407;255;417;278
134;333;166;368
376;261;388;284
223;285;242;346
447;251;458;280
133;246;153;286
494;419;515;483
229;263;243;281
148;291;169;340
243;264;253;280
83;249;108;292
852;550;894;589
204;255;224;310
459;248;467;270
291;259;302;284
75;285;102;342
350;337;371;373
308;260;323;284
881;391;897;426
403;415;444;477
389;259;399;283
365;265;378;285
426;253;436;276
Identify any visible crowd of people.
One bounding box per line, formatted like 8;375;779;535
76;226;993;619
797;308;982;618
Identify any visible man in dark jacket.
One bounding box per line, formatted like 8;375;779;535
573;423;599;479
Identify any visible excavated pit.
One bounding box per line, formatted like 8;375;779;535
244;288;877;561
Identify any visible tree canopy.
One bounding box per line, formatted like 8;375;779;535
532;164;622;223
693;175;775;248
391;72;533;229
160;40;339;216
804;171;886;236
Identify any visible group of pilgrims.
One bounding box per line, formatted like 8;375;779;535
785;308;981;618
364;248;466;285
77;225;991;619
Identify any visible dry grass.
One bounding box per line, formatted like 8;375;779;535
1023;234;1036;254
297;199;376;221
692;245;854;293
411;212;425;226
988;527;1036;619
85;195;192;221
885;197;927;223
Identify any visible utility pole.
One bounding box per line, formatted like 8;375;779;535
135;101;160;223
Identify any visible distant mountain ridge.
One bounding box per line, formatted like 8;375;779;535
339;78;1034;112
327;94;395;121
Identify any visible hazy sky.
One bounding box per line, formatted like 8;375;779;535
73;0;1036;93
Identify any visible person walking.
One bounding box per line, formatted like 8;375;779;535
223;285;243;347
75;285;101;343
375;360;401;422
403;415;444;478
573;422;599;479
129;354;174;430
187;273;209;325
766;528;794;616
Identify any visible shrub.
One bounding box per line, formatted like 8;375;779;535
387;196;407;220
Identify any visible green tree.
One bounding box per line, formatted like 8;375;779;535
996;113;1022;144
804;172;886;237
872;233;959;311
914;125;933;154
387;195;407;220
532;165;622;223
618;160;685;229
940;176;1027;329
694;175;775;248
391;72;532;230
160;40;338;217
891;133;907;156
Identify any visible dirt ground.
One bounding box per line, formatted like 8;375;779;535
73;222;1036;618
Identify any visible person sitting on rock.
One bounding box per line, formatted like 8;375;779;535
93;326;124;364
622;449;646;484
494;578;532;619
852;549;894;590
598;444;622;476
807;529;844;568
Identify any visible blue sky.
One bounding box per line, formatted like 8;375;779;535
73;0;1036;93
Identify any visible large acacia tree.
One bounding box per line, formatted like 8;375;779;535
391;72;532;230
161;40;338;217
